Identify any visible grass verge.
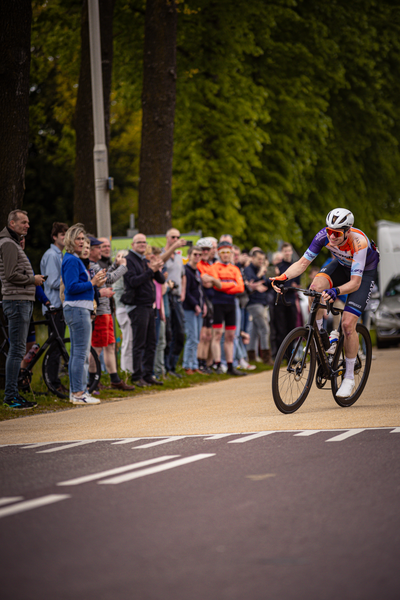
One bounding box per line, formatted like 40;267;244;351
0;362;272;422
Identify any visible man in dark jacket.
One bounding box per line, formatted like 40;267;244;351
0;210;45;409
123;233;165;386
244;250;274;365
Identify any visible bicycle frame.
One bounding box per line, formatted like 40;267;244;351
283;289;343;381
0;306;69;376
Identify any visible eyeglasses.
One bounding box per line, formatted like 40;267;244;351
192;253;201;257
170;235;180;239
326;227;345;238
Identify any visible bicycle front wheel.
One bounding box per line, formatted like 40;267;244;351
272;327;316;414
42;339;101;400
331;323;372;407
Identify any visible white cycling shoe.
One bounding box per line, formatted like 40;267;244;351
336;378;356;398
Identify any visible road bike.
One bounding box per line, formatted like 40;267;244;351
0;304;101;400
271;287;372;414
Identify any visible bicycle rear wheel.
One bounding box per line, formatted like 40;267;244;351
331;323;372;407
272;327;316;414
42;339;101;400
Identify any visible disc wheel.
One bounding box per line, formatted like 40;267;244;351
42;339;101;400
272;327;316;414
331;323;372;407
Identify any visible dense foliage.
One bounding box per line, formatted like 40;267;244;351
24;0;400;270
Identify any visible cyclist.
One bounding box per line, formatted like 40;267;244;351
271;208;379;398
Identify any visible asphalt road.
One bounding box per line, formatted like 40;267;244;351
1;429;400;600
0;347;399;444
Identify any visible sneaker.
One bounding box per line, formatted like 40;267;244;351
70;393;100;405
228;367;247;377
184;369;194;375
198;365;212;375
336;378;355;398
239;358;256;371
3;395;37;410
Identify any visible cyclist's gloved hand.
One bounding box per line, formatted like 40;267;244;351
270;273;288;292
323;287;340;302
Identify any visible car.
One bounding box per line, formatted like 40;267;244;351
373;274;400;348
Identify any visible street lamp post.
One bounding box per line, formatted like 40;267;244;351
88;0;112;239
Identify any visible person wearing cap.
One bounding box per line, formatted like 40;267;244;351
196;237;222;373
87;235;135;391
209;241;247;376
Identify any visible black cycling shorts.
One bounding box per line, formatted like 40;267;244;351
316;259;377;317
212;303;236;330
202;296;214;328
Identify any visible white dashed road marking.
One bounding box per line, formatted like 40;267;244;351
0;497;24;507
37;440;98;453
325;429;365;442
134;436;186;449
228;431;275;444
0;494;70;519
58;455;180;486
99;454;215;485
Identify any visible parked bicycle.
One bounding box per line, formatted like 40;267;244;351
0;304;101;400
271;287;372;414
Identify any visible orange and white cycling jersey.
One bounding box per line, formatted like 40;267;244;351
304;227;379;277
209;261;244;304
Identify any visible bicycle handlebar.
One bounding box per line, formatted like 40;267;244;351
275;286;341;315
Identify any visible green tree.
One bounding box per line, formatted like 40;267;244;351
0;0;32;226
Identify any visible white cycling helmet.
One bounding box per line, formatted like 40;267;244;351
197;237;214;248
326;208;354;230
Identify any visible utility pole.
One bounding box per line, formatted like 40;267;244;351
88;0;112;238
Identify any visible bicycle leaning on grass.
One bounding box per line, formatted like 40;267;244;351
0;303;101;400
271;287;372;414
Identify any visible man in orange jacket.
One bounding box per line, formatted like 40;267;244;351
210;241;246;376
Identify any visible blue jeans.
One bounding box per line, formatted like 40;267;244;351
3;300;33;399
182;310;202;370
63;306;92;394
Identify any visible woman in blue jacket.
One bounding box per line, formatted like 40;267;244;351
61;224;105;405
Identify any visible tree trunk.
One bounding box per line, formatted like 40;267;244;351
0;0;32;227
73;0;115;235
138;0;177;235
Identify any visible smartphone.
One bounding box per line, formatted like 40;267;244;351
42;275;48;281
186;240;193;248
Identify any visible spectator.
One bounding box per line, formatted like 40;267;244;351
210;241;246;376
182;246;207;374
274;242;301;353
244;250;274;365
163;228;187;377
88;236;134;391
0;210;44;409
196;237;222;373
112;250;133;373
61;224;105;405
124;233;165;387
209;237;218;264
97;237;112;269
40;221;68;393
20;238;52;376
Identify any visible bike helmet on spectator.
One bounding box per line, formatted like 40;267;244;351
326;208;354;230
197;237;214;248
